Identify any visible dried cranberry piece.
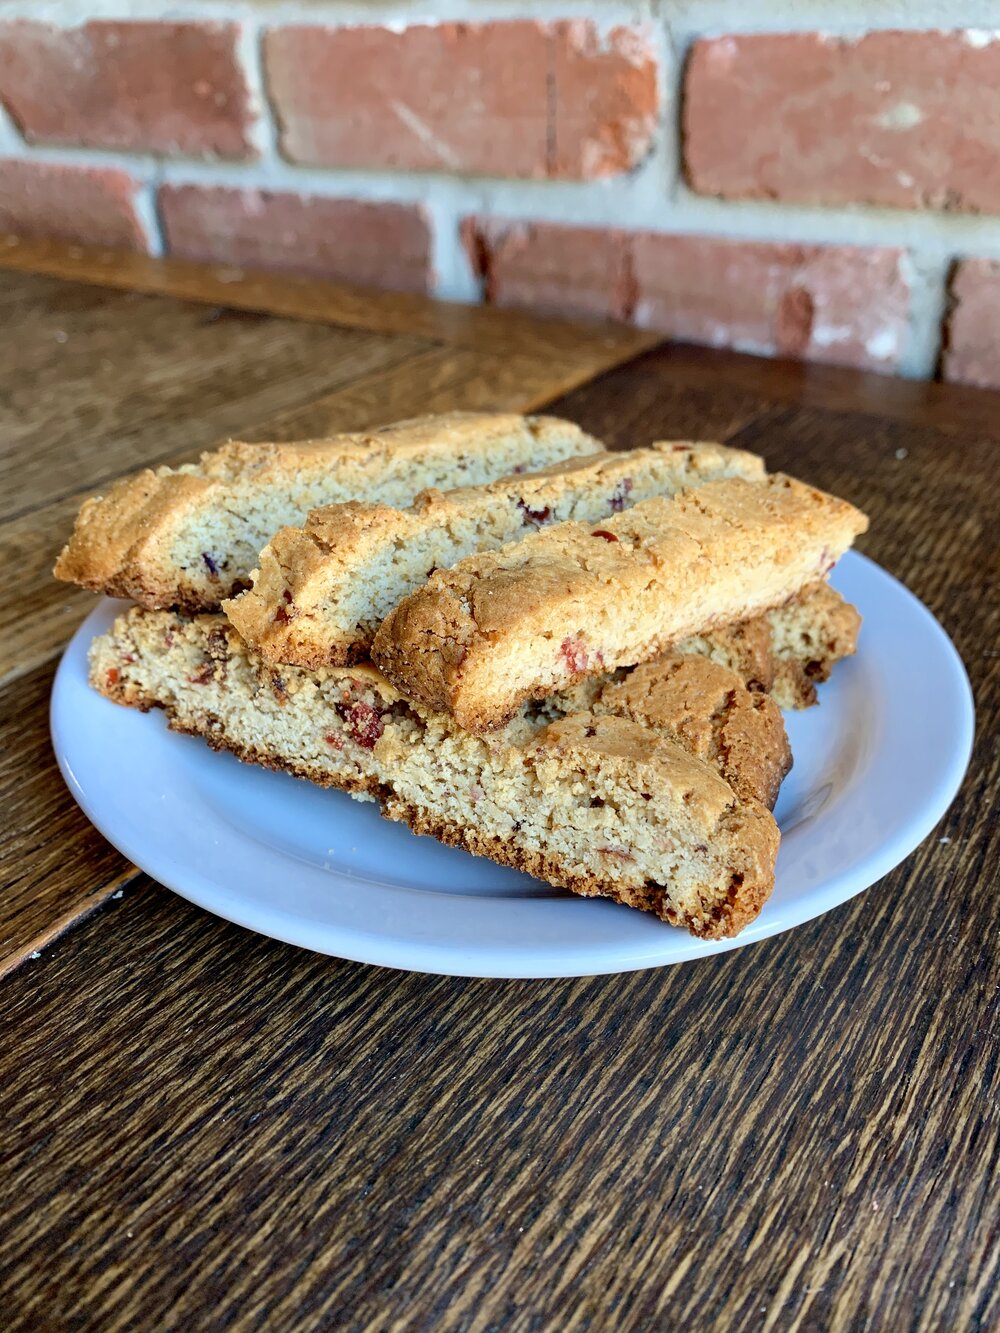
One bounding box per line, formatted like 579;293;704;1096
560;636;589;674
609;477;633;513
187;661;214;685
282;589;293;603
274;605;292;625
206;626;229;659
325;733;344;750
105;666;120;686
335;699;384;750
202;552;219;577
592;529;618;542
518;499;552;526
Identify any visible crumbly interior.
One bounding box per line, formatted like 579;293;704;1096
90;608;784;938
226;441;766;668
593;655;790;807
373;474;869;731
675;581;861;709
55;412;599;612
168;417;598;609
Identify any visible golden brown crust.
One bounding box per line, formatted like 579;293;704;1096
672;616;778;695
592;654;792;807
224;501;405;668
53;470;217;609
387;802;775;940
55;412;600;612
373;474;868;732
224;440;766;668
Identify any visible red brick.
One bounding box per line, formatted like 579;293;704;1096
942;259;1000;388
462;219;633;321
684;31;1000;212
159;186;432;293
632;235;909;370
0;159;146;250
464;218;910;372
0;20;254;159
551;23;660;179
264;22;657;180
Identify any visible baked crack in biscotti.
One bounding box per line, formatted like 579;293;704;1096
225;440;766;669
373;474;868;732
90;608;787;938
55;412;601;613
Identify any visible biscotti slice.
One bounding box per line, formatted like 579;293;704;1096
225;441;766;668
55;412;601;613
388;714;780;940
90;608;783;938
372;474;869;732
591;654;791;808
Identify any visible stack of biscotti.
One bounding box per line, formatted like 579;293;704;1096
58;411;868;939
55;411;604;610
223;439;767;667
370;472;867;731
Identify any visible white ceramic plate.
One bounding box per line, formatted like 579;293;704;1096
51;552;973;978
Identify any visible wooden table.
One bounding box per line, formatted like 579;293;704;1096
1;237;996;1332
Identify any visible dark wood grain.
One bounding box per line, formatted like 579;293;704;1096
0;234;658;365
0;659;133;972
1;800;995;1331
0;269;426;688
2;256;998;1331
0;271;428;525
647;341;1000;442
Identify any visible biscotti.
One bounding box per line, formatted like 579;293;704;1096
373;474;869;732
226;441;766;668
91;608;786;937
55;412;601;613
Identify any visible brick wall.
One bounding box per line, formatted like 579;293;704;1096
3;3;1000;386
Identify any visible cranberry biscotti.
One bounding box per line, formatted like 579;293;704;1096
373;474;868;732
225;441;766;669
91;607;788;938
55;412;601;613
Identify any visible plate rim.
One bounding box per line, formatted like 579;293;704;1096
50;552;975;978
